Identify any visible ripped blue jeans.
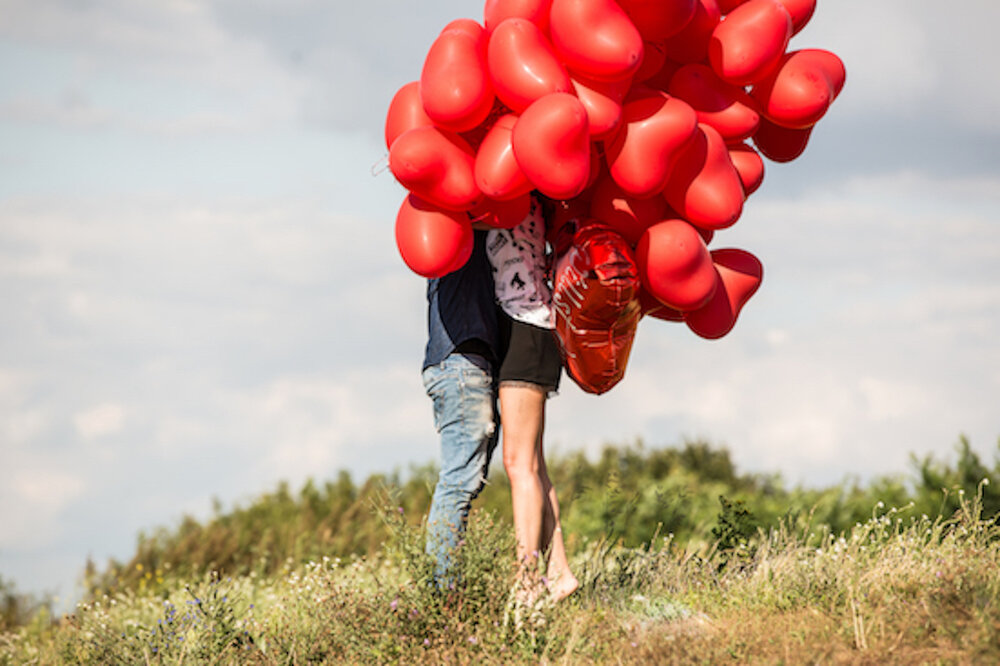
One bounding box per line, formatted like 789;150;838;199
422;353;499;586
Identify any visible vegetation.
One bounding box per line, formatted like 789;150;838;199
2;436;999;663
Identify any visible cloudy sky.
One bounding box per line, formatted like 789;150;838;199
2;0;998;607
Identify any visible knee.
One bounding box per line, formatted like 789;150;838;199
503;447;539;481
436;463;488;501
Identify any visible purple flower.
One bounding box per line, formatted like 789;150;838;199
390;598;399;611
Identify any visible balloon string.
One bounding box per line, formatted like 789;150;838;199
370;153;389;177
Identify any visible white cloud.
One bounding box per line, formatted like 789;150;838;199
0;469;86;548
0;0;306;136
73;402;125;440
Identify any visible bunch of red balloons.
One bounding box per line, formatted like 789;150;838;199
386;0;845;384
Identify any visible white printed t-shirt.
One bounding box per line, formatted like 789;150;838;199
485;196;554;330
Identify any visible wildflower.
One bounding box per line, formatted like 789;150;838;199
390;598;399;611
423;638;430;647
468;636;478;645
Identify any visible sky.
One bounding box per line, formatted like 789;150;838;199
1;0;998;609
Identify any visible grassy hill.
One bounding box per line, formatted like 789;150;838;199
2;437;999;663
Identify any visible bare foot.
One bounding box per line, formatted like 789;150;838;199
545;571;579;603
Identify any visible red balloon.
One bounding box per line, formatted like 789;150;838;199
664;123;745;230
669;63;760;142
549;0;645;82
708;0;792;86
552;220;641;394
468;191;533;229
389;126;481;211
696;224;715;245
570;73;630;140
385;81;433;150
546;195;591;246
459;98;507;150
717;0;748;12
617;0;698;41
488;18;573;113
662;0;721;64
752;116;812;162
638;285;685;320
777;0;816;35
420;27;495;133
633;40;668;83
484;0;552;34
586;140;603;189
474;112;534;200
751;49;846;129
685;248;762;339
605;89;698;198
635;218;717;311
590;175;669;246
727;142;765;195
642;57;683;92
395;194;474;278
512;92;591;200
441;18;487;40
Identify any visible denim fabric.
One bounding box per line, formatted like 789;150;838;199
422;352;499;585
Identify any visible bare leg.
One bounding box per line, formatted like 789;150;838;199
500;383;547;592
537;452;578;602
501;383;578;603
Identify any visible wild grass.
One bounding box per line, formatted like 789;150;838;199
3;481;998;664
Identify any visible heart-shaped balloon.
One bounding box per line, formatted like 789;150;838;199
708;0;792;86
727;142;765;195
570;73;630;140
420;25;495;133
777;0;816;35
512;92;592;200
385;81;433;150
549;0;645;81
635;217;718;311
751;49;846;129
685;248;763;339
488;18;573;113
395;194;474;277
474;113;534;200
669;63;760;142
664;123;745;230
389;126;481;211
484;0;552;34
753;115;813;162
617;0;698;41
662;0;721;64
605;88;698;198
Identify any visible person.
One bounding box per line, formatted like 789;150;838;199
486;194;579;606
422;226;508;587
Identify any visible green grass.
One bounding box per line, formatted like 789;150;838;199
3;483;999;664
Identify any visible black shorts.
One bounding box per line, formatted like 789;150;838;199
498;318;563;393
